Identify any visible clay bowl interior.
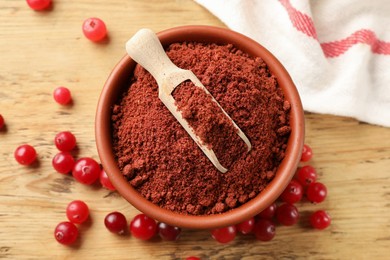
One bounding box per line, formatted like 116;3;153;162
96;25;304;229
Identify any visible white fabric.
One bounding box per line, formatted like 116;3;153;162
194;0;390;127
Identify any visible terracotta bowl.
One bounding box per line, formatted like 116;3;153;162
95;25;304;229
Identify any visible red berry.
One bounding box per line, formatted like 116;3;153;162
257;202;277;219
186;257;201;260
276;203;299;226
306;182;327;203
253;219;276;241
301;144;313;162
54;221;78;245
66;200;89;224
210;225;237;244
72;157;100;185
236;217;255;234
0;114;5;129
280;179;303;204
53;87;72;105
130;214;157;240
52;152;75;174
82;17;107;42
104;212;127;235
157;222;181;241
310;210;331;230
100;169;116;191
26;0;51;11
54;131;76;152
296;165;317;186
14;144;37;165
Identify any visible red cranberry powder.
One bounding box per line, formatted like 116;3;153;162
173;81;247;168
111;42;291;215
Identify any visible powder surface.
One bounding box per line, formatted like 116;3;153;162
173;81;247;169
111;42;291;215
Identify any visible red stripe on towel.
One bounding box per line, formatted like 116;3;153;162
279;0;318;39
320;29;390;58
279;0;390;58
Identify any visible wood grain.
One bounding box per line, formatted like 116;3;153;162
1;0;390;259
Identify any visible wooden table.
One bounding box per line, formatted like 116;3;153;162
1;1;389;259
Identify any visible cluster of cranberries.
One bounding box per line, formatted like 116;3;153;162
54;200;89;245
10;89;117;245
55;204;183;245
205;144;331;244
26;0;107;42
51;130;109;187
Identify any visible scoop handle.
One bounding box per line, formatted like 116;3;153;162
126;28;177;87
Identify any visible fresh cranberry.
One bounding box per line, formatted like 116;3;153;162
53;87;72;105
0;114;4;129
296;165;317;186
54;221;78;245
275;203;299;226
82;17;107;42
26;0;52;11
280;179;303;204
54;131;76;152
253;219;276;241
236;217;255;234
257;202;277;219
306;182;327;203
66;200;89;224
130;214;157;240
14;144;37;165
210;225;237;244
301;144;313;162
72;157;100;185
157;222;181;241
105;212;128;235
310;210;331;230
52;152;75;174
100;169;115;191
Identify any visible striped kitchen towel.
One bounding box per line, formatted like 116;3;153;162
195;0;390;127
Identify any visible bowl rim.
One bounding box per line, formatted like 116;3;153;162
95;25;304;229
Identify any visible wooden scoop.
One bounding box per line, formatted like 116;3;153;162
125;28;251;173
